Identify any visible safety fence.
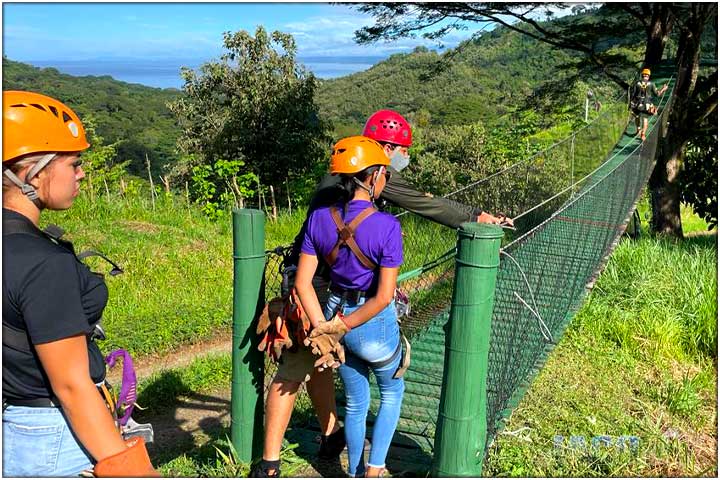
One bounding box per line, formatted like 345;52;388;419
241;69;675;473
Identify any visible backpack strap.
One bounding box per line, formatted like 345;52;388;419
325;206;377;270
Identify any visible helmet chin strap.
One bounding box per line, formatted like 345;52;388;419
352;170;380;200
2;153;55;209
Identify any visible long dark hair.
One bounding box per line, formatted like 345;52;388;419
339;165;382;202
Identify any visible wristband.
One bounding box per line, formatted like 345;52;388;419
338;311;352;331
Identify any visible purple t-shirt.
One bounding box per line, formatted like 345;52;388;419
302;200;403;291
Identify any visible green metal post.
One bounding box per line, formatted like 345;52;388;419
431;222;503;477
231;208;265;463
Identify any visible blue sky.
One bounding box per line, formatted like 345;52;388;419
3;3;483;62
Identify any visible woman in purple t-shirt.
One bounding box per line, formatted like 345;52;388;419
295;136;404;477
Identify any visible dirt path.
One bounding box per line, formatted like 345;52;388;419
106;334;233;385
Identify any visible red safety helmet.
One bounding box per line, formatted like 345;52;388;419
362;110;412;147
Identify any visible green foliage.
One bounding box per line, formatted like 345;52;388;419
315;25;582;132
680;128;718;230
655;372;704;418
168;27;331;215
2;58;180;177
80;116;130;199
190;158;257;220
573;202;717;361
404;121;524;196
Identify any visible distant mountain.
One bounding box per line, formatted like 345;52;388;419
314;25;580;133
2;13;618;175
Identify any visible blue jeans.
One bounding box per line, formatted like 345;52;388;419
325;294;405;477
2;405;94;477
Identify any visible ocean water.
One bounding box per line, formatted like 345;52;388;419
26;56;384;90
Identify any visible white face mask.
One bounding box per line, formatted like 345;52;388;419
389;149;410;172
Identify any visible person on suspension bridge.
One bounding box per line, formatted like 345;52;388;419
2;91;159;477
297;136;405;477
252;109;512;477
630;68;668;141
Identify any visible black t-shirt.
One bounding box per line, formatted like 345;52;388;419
2;209;108;400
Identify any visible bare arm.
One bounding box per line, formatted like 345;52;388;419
35;334;127;462
295;253;327;328
341;266;399;329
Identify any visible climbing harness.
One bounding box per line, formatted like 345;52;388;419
325;204;412;378
325;205;377;269
630;81;657;116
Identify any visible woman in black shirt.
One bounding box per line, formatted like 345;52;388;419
2;90;158;477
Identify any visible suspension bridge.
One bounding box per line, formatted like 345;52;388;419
231;63;676;476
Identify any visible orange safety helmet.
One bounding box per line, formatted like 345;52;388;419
330;136;389;175
641;68;651;76
3;90;90;163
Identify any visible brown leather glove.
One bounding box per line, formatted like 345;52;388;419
314;344;346;371
257;297;284;346
94;437;161;477
304;313;349;358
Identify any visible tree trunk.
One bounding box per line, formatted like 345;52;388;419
644;5;674;66
648;3;710;238
649;134;684;237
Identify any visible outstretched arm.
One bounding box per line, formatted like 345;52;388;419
381;166;480;228
383;167;513;227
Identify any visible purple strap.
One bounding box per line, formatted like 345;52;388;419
105;349;137;426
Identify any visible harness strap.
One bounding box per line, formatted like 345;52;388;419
326;206;377;270
2;217;123;275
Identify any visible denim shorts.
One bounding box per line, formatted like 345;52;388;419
2;405;94;477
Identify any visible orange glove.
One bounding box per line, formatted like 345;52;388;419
94;437;161;477
257;297;294;361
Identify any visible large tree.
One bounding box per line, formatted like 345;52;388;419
355;3;718;236
169;27;330;208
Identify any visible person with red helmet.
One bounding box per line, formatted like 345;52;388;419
361;109;509;226
2;91;159;477
252;110;510;477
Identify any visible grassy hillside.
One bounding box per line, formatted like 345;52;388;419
315;24;622;136
44;192;305;357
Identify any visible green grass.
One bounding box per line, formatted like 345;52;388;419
483;203;717;477
45;193;237;356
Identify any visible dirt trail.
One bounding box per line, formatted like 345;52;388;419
106;335;233;385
